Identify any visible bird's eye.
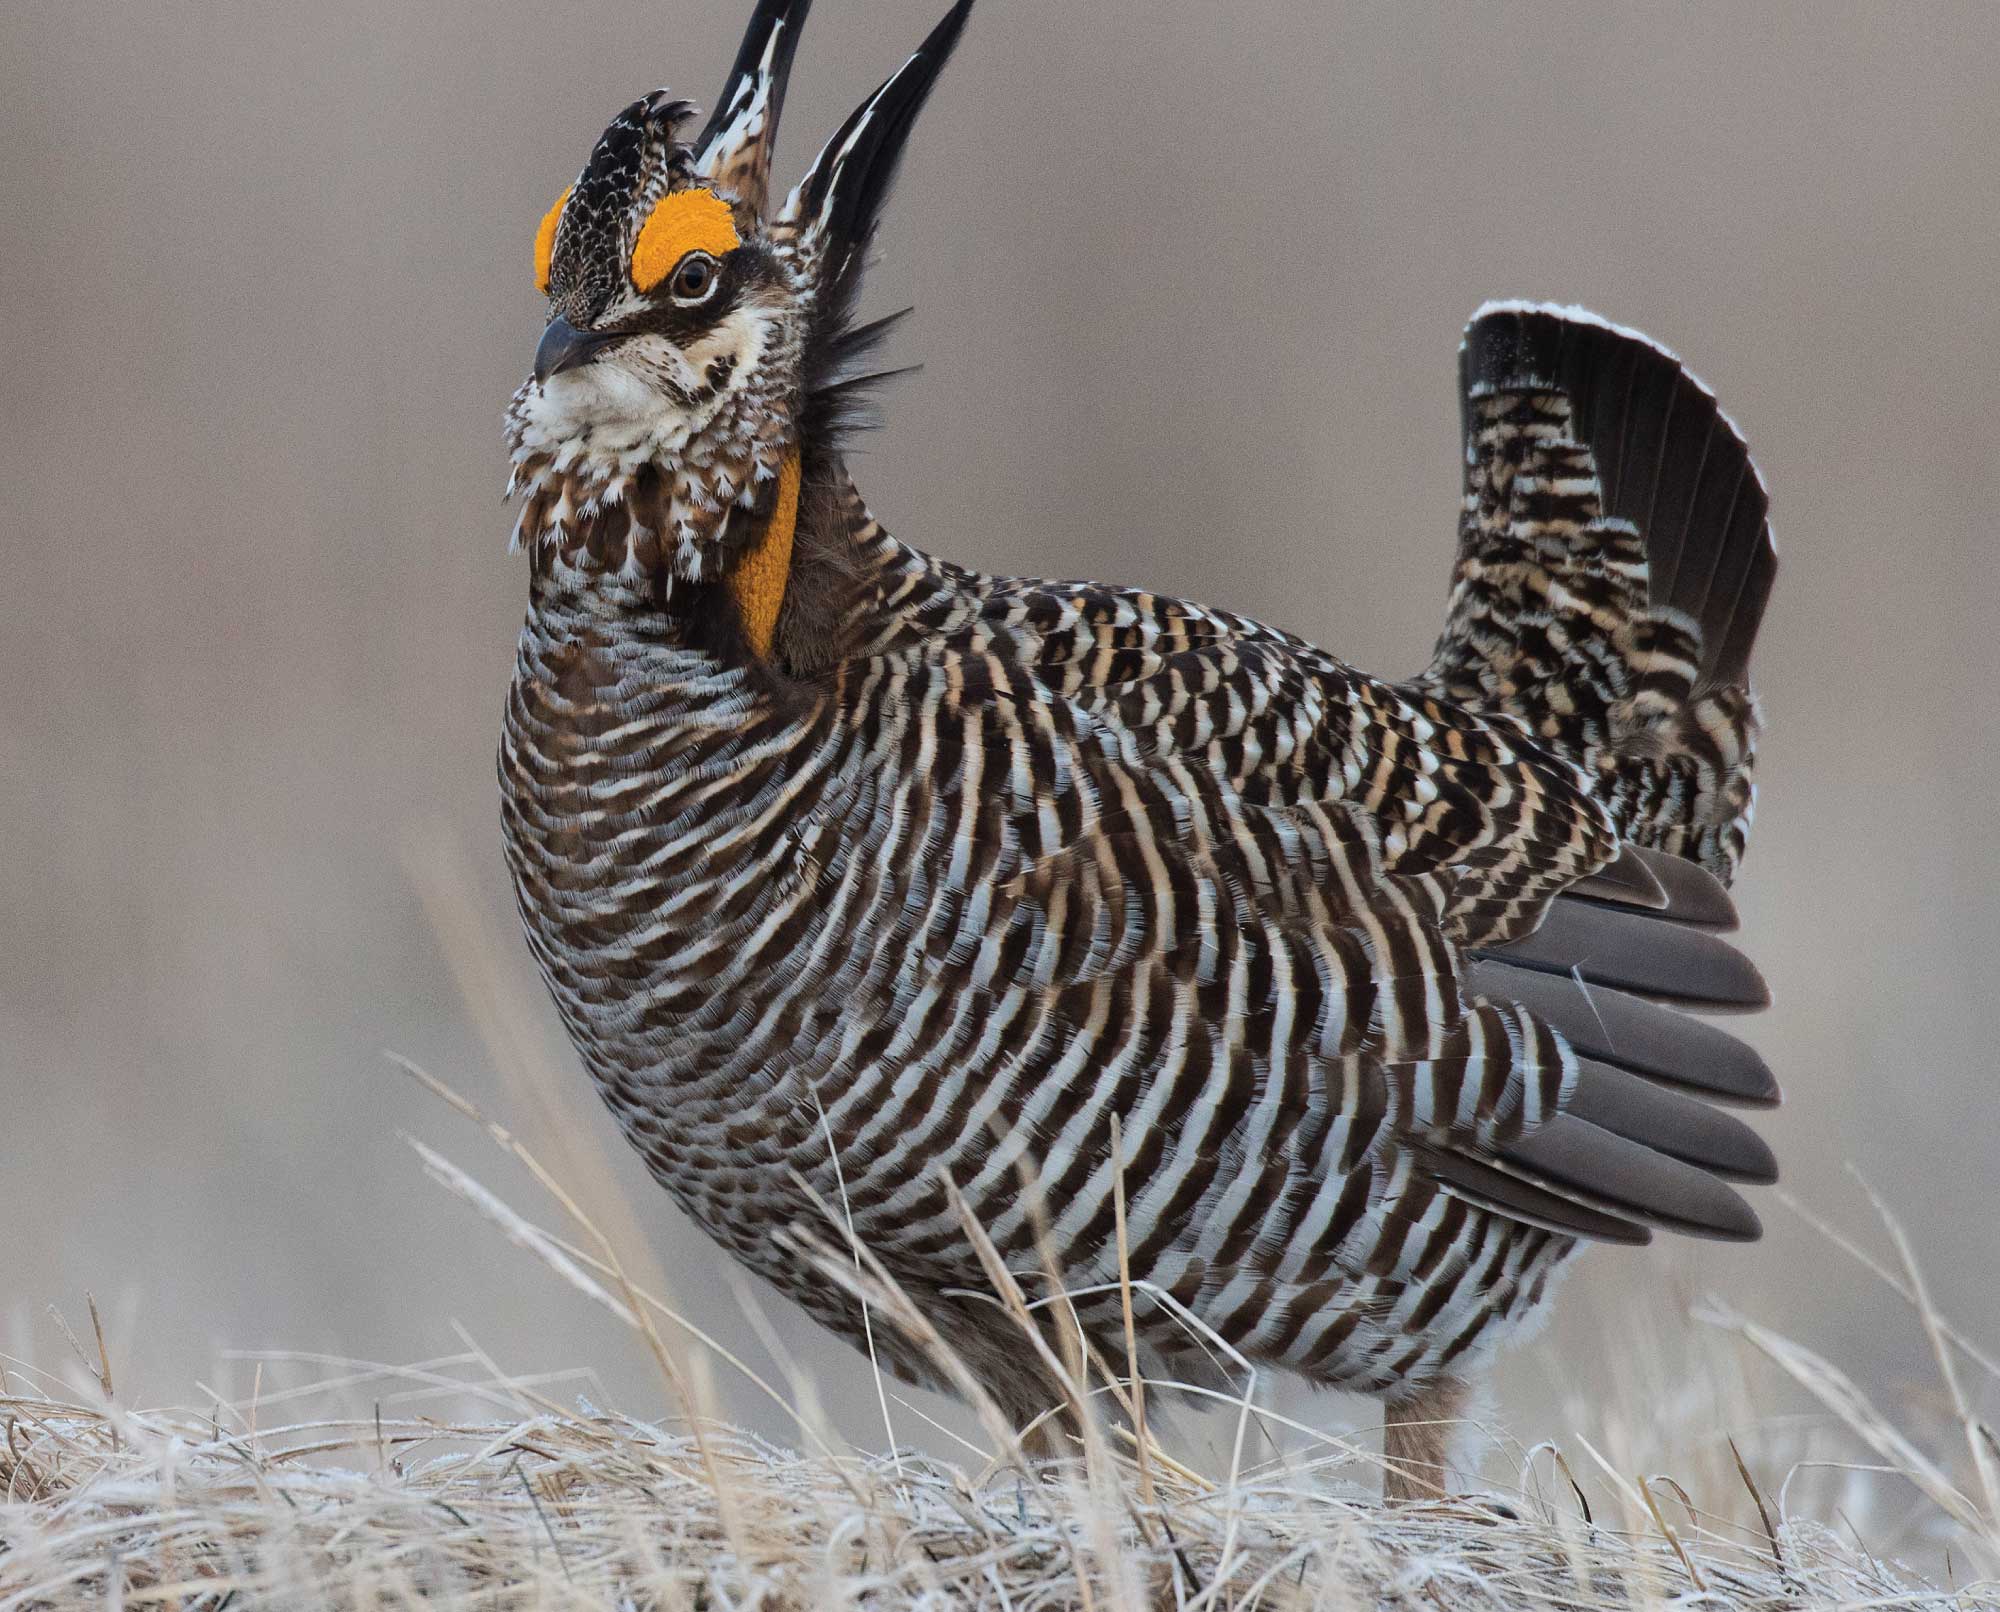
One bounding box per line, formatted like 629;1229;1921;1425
670;253;718;302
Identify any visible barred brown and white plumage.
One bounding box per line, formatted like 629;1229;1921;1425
497;0;1781;1498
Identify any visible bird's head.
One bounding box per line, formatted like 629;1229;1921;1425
506;0;970;624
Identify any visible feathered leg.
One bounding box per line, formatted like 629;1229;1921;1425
1381;1376;1472;1501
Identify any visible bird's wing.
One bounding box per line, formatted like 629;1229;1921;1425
832;655;1768;1322
947;577;1612;943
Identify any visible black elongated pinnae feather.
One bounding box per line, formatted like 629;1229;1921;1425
695;0;814;163
793;0;973;268
791;0;972;453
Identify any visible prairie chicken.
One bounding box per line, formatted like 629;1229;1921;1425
500;0;1780;1498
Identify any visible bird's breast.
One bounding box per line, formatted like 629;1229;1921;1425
499;598;845;1109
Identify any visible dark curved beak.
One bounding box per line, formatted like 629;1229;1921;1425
533;317;620;383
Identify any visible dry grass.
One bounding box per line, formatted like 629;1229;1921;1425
0;1366;1990;1612
4;1066;1997;1610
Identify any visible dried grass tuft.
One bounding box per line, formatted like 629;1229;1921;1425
1;1357;1992;1611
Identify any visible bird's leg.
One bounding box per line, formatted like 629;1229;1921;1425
1381;1375;1471;1502
1012;1405;1080;1469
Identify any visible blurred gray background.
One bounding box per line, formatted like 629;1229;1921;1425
5;0;1996;1492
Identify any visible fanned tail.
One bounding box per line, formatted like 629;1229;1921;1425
1413;303;1784;1248
1423;300;1778;884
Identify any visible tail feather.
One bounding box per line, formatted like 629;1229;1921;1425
1458;301;1778;694
1420;302;1784;1251
1426;300;1776;885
